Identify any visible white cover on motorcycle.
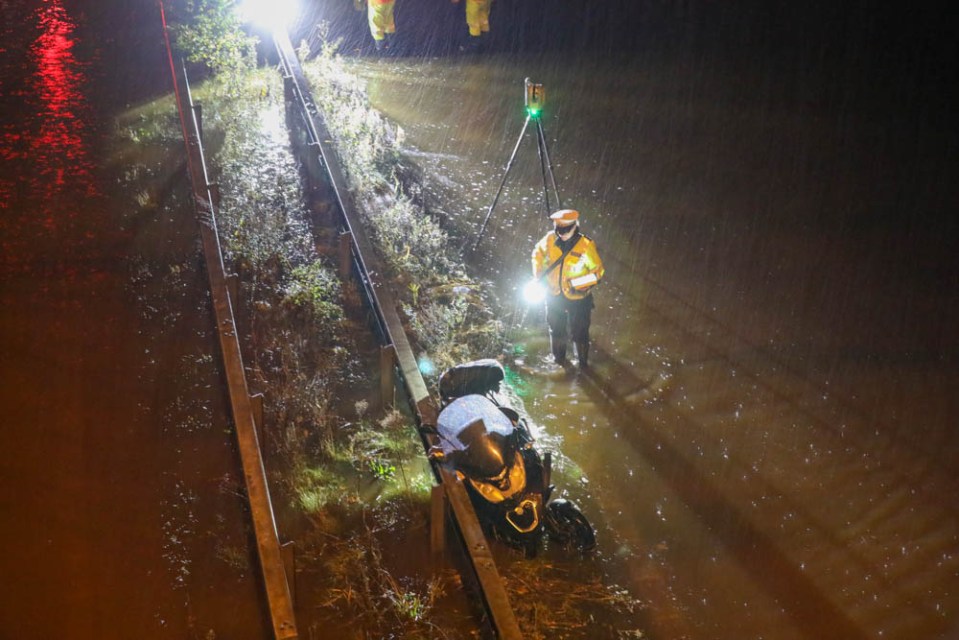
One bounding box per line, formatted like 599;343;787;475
437;395;514;450
436;395;517;479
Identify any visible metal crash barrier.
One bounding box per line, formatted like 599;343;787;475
160;3;298;632
272;28;523;640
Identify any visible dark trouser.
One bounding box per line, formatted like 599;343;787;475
546;294;593;365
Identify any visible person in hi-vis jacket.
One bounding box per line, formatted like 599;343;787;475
531;209;605;368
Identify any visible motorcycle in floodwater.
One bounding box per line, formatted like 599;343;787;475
427;359;596;554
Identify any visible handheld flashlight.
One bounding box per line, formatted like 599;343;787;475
522;279;547;304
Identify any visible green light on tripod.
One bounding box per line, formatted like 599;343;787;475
525;79;544;120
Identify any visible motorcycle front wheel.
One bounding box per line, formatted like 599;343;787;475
544;499;596;551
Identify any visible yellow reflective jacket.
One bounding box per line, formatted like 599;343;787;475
531;231;605;300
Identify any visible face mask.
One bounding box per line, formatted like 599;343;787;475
554;224;577;240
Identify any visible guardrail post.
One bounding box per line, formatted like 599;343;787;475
208;183;221;211
338;231;352;279
380;346;395;409
250;392;265;441
430;484;447;562
308;141;324;171
226;273;239;308
192;102;203;139
281;541;296;604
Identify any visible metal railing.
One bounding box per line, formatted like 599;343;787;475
166;54;298;639
272;29;523;640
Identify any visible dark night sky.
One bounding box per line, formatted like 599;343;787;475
296;0;957;135
29;0;954;241
295;0;957;236
49;0;953;123
303;0;957;71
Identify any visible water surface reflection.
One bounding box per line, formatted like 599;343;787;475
0;1;267;636
352;49;959;639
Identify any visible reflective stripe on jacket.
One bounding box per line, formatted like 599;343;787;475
531;231;604;300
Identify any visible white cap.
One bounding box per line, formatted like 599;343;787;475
550;209;579;225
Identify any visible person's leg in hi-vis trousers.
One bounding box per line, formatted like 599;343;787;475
452;0;491;51
368;0;396;51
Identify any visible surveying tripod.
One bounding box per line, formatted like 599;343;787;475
471;78;562;251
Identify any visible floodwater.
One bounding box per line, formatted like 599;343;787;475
0;0;268;637
348;20;959;639
3;0;956;638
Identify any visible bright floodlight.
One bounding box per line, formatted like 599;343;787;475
523;280;546;305
237;0;299;29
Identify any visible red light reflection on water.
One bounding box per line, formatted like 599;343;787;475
28;0;97;229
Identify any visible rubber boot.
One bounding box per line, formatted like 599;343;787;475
551;341;567;366
575;341;589;369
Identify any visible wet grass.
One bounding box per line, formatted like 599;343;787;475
306;38;660;638
140;66;477;637
301;37;507;376
299;510;463;640
297;36;651;638
504;559;646;639
116;35;644;636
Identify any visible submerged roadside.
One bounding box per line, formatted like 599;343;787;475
122;41;643;636
146;28;958;639
335;38;959;640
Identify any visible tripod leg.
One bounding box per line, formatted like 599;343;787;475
536;119;562;210
535;120;552;216
470;115;531;251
